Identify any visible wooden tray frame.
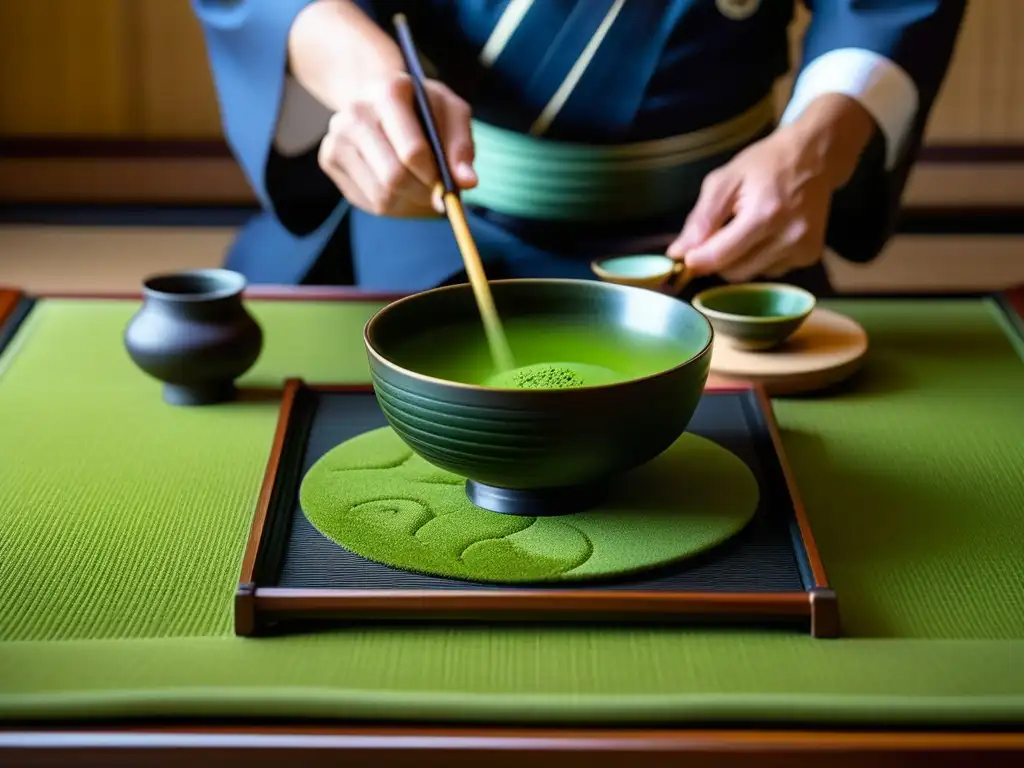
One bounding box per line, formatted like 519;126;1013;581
235;378;839;639
4;724;1024;767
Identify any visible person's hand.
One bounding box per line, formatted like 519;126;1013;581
667;94;876;283
318;72;477;217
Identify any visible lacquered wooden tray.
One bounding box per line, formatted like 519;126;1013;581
236;379;838;638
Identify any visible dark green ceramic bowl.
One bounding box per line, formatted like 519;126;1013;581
363;279;714;514
692;283;816;350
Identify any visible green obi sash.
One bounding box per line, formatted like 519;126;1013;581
462;95;775;222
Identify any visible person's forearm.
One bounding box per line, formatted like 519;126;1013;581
287;0;403;112
786;93;877;191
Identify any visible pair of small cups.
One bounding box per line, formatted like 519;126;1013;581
590;254;816;351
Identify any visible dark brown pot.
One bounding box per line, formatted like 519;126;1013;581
124;269;263;406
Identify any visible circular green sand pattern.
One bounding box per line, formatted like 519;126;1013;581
299;427;759;583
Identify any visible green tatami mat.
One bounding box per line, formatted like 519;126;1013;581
2;635;1024;725
0;299;383;642
300;426;758;582
772;299;1024;640
1;296;1023;726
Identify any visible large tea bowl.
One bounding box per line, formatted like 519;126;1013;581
363;278;714;515
125;269;263;406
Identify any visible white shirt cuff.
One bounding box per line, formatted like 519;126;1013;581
273;75;332;157
779;47;919;171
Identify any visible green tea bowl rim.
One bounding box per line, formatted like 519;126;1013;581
691;282;817;325
363;277;714;395
591;254;678;279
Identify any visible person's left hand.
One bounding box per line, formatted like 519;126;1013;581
667;94;877;283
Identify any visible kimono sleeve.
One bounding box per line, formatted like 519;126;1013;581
191;0;377;235
781;0;966;263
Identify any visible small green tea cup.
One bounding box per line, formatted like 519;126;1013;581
590;254;690;294
692;282;816;351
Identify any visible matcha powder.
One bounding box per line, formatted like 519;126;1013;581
485;361;624;390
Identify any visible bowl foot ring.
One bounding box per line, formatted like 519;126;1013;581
465;479;609;516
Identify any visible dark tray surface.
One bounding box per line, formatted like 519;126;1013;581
0;296;35;358
264;389;808;593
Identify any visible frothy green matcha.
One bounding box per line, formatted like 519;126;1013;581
485;361;623;390
385;315;699;390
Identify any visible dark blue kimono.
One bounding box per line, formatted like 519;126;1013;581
192;0;965;292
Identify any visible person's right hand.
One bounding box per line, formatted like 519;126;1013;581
318;72;477;217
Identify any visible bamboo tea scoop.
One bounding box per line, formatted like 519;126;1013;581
393;13;515;373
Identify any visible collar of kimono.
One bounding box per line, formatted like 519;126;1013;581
474;0;690;139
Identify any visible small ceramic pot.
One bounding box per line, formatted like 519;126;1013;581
692;282;816;350
124;269;263;405
590;254;690;294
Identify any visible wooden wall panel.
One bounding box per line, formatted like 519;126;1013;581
924;0;1024;144
133;0;224;138
2;0;1023;208
2;1;1021;145
777;0;1024;145
0;0;222;140
0;0;133;136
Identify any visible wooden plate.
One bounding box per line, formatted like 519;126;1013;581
707;308;868;396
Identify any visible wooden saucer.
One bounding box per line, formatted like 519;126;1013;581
707;307;868;395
